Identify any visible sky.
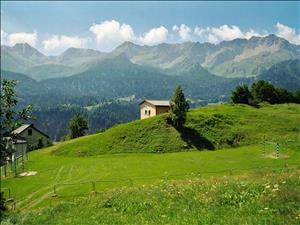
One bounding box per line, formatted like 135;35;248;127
1;1;299;55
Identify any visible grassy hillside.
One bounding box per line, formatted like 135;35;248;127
3;168;300;224
1;104;300;224
3;145;299;209
51;103;300;156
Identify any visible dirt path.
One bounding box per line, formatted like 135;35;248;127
16;166;66;208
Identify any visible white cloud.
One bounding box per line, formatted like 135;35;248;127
173;24;192;41
90;20;135;51
194;25;266;44
194;26;205;37
276;22;300;45
90;20;169;49
172;25;179;32
1;29;8;44
244;29;265;39
1;30;38;46
207;34;219;44
210;25;244;42
139;26;168;45
43;35;87;52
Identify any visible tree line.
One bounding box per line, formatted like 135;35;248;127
231;80;300;106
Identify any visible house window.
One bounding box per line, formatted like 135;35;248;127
148;110;151;116
28;129;32;136
145;110;147;115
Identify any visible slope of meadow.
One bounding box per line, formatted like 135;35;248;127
51;103;300;156
3;169;300;225
1;103;300;224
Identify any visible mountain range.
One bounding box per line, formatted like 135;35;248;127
1;34;299;139
1;35;299;103
1;34;299;81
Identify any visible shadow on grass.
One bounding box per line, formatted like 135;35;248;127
177;126;215;150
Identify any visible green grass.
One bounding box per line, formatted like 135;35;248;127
2;169;300;224
2;145;299;211
1;103;300;224
51;103;300;156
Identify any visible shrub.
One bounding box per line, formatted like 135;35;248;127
231;84;253;105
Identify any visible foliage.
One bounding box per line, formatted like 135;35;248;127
68;112;88;139
231;84;253;104
292;91;300;104
251;80;278;104
275;88;294;103
0;79;33;133
231;80;300;106
37;138;44;149
169;85;189;128
0;79;33;166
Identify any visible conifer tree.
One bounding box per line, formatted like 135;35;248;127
68;112;88;139
169;85;189;128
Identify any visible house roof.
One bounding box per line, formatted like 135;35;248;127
11;124;32;135
139;100;170;107
11;124;50;138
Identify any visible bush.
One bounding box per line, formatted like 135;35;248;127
231;80;300;106
231;84;253;105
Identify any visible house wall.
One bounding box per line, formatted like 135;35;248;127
19;127;49;148
140;102;156;119
156;106;170;115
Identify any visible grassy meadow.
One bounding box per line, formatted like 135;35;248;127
2;168;300;224
1;103;300;224
52;103;300;156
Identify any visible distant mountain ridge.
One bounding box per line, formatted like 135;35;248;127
1;34;299;80
1;44;106;80
112;34;299;77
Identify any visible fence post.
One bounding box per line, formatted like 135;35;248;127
14;160;17;177
129;179;133;187
263;135;266;156
52;185;57;197
91;182;96;194
22;154;24;172
276;143;279;159
4;164;7;177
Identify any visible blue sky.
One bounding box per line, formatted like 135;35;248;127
1;1;299;55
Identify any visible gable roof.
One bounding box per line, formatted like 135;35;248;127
139;100;170;107
11;124;50;138
11;124;32;135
